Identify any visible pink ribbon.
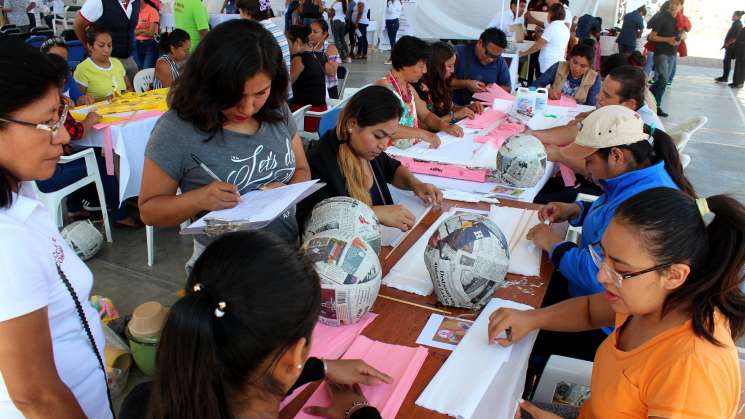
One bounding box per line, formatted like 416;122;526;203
92;110;163;176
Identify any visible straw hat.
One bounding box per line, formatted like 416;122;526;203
128;301;168;338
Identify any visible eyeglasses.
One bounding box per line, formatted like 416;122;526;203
588;241;672;288
484;48;502;59
0;104;68;138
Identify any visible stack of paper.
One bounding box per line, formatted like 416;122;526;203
464;109;507;129
381;186;432;248
548;95;578;108
472;84;516;103
181;180;323;234
281;314;378;409
415;298;538;419
295;336;429;419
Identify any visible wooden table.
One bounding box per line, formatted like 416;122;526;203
281;199;553;418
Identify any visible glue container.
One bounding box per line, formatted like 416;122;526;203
515;87;535;116
535;87;549;113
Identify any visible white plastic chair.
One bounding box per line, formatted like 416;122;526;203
32;148;112;242
668;116;707;152
145;188;189;266
133;68;155;93
291;104;312;135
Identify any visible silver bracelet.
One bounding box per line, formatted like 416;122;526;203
344;400;370;419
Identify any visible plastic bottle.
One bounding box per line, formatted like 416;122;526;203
535;87;549;113
515;87;535;116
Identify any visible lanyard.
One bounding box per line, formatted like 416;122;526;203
368;160;387;205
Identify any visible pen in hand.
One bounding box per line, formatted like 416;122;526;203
191;153;241;200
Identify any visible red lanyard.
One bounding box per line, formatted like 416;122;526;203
388;71;411;103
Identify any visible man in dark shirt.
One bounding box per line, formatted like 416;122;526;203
716;11;744;83
648;1;682;117
575;14;601;41
731;19;745;88
451;27;511;105
617;6;646;54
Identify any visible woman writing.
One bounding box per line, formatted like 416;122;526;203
139;20;311;273
519;3;570;76
414;42;484;124
119;231;391;419
530;43;601;106
152;29;191;89
309;19;342;99
0;40;112;419
491;187;745;418
299;86;443;232
73;25;133;101
375;36;464;149
287;25;328;112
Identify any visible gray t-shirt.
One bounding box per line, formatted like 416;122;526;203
145;105;299;246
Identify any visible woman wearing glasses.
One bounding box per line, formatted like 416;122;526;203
0;41;113;419
520;105;694;370
490;187;745;418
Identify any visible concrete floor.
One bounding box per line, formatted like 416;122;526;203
88;50;745;407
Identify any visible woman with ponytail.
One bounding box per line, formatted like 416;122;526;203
490;187;745;418
152;29;190;89
298;86;442;232
119;231;391;419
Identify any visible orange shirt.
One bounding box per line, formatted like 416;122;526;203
579;312;740;419
135;4;160;41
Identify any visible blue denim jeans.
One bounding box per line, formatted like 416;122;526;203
134;39;159;70
356;23;369;56
36;150;128;221
650;53;675;108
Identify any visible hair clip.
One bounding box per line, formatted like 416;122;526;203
214;301;227;318
259;0;270;11
696;197;710;218
193;283;203;292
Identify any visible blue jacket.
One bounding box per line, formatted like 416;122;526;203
549;161;679;298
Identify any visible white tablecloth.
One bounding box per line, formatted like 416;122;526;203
77;114;161;202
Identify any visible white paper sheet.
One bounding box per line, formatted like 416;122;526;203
383;207;487;295
415;298;538;419
182;180;322;234
488;206;542;277
380;186;432;247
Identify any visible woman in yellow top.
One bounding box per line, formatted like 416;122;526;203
489;187;745;419
73;25;133;101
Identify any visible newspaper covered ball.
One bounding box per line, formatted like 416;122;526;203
303;230;382;326
424;213;510;308
304;196;382;254
496;134;547;188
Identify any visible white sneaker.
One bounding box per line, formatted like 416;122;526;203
346;57;352;64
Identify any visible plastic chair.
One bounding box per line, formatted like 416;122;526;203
31;148;112;243
291;104;312;133
133;68;155;93
336;65;348;99
667;116;707;152
300;92;358;140
25;34;49;48
66;39;84;70
145;189;189;266
318;107;343;138
30;26;53;36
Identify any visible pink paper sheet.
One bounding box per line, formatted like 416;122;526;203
93;110;164;175
472;84;516;103
548;95;577;108
464;109;506;129
559;164;577;187
280;314;378;409
295;336;429;419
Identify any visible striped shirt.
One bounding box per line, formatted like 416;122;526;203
152;55;180;90
323;41;340;90
261;19;293;100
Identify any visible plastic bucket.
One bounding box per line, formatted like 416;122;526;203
126;329;159;376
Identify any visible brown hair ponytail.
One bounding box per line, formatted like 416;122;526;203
615;188;745;345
